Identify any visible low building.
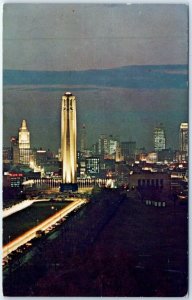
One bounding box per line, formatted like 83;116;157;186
4;172;24;188
128;171;170;193
86;157;100;177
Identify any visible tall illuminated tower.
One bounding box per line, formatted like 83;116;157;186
60;92;78;191
154;123;166;152
180;123;188;161
18;119;31;165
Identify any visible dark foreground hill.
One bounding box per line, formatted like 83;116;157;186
3;189;188;296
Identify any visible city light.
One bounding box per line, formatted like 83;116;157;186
2;3;188;297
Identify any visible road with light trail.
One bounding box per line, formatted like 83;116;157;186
3;198;87;258
3;199;51;218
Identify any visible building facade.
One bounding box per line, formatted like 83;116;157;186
86;157;100;176
61;92;77;184
98;134;109;156
128;172;170;194
3;147;12;163
121;141;136;161
80;124;87;153
10;137;20;165
180;123;188;161
154;124;166;152
18;120;31;165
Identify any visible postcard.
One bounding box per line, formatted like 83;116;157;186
3;3;188;296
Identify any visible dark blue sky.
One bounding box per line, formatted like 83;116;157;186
3;4;188;152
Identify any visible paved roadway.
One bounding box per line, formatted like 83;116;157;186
3;198;87;258
3;198;50;218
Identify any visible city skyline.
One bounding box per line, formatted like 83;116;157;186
3;4;188;297
4;115;188;154
3;4;188;151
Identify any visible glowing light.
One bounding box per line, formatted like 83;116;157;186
179;164;184;168
22;180;34;186
37;150;46;153
29;159;44;176
61;93;77;184
9;173;23;177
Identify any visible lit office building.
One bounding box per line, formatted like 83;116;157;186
98;134;109;156
115;144;123;162
154;124;166;152
146;152;158;163
109;135;119;155
9;172;24;188
86;157;100;176
60;92;77;191
180;123;188;161
18;120;31;165
10;136;20;165
35;149;47;165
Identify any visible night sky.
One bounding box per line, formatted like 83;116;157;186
3;4;188;152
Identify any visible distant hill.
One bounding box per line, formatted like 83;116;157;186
3;65;188;89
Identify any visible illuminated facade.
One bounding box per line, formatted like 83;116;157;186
86;157;100;176
18;120;31;165
98;134;108;156
154;124;166;152
180;123;188;161
115;144;123;162
61;92;77;186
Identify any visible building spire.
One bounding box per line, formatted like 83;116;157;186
20;119;28;131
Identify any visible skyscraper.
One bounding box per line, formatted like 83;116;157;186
115;144;123;162
121;141;136;161
154;124;166;152
18;120;31;165
180;123;188;161
80;124;87;153
60;92;77;191
86;157;100;176
98;134;109;156
10;136;20;165
108;135;119;155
